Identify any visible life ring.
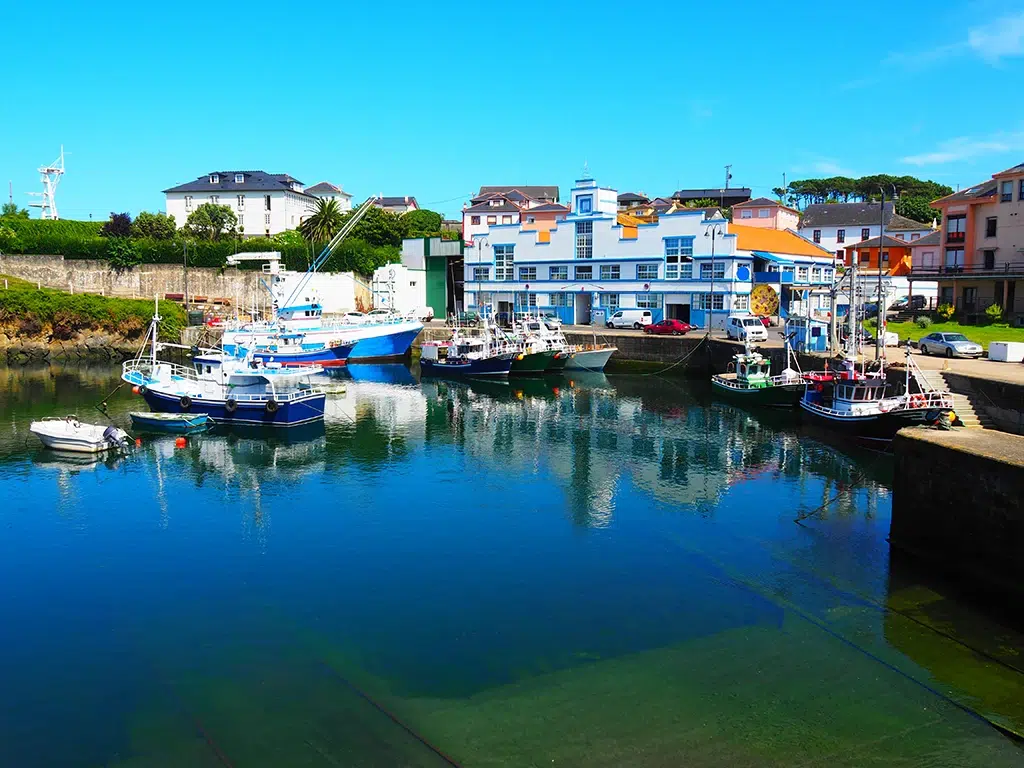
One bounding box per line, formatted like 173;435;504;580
726;362;736;373
910;394;926;408
225;398;238;414
179;395;192;411
265;398;279;414
138;385;148;396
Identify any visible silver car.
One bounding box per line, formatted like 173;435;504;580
918;332;984;358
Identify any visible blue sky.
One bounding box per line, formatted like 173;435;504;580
2;0;1023;221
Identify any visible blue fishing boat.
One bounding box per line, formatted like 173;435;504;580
130;411;211;434
239;333;355;367
122;311;327;428
420;335;515;378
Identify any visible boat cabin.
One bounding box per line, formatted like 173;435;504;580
193;356;225;380
277;297;323;326
733;353;771;389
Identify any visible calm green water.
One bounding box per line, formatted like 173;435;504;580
1;364;1023;767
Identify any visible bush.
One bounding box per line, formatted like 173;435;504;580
107;238;142;271
100;212;133;238
984;303;1004;323
914;315;932;329
936;303;955;321
0;225;19;252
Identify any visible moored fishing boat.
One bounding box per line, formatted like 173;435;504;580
420;330;515;378
237;332;355;367
532;319;616;371
711;337;804;407
130;412;211;435
30;416;131;454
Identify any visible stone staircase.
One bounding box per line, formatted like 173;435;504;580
915;369;995;429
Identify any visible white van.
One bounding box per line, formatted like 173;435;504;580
726;314;768;343
606;309;654;329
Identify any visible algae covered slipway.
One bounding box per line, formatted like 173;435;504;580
1;364;1023;766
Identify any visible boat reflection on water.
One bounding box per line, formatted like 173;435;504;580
326;363;417;387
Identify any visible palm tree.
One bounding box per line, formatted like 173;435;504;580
300;198;345;244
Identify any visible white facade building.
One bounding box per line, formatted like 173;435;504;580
270;269;369;314
371;263;426;315
164;171;318;237
304;181;353;213
797;202;934;262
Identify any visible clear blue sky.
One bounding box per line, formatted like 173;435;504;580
2;0;1023;222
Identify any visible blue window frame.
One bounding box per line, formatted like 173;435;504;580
637;293;662;308
494;245;514;281
665;236;694;279
636;264;658;280
519;266;537;281
599;265;620;280
577;195;593;214
472;267;490;281
549;266;568;280
575;265;592;280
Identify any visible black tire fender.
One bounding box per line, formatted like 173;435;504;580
225;398;238;414
265;398;280;414
179;395;192;411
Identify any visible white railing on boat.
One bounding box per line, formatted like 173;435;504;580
712;373;802;391
122;360;326;400
802;391;954;418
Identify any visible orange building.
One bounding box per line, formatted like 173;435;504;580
844;235;913;277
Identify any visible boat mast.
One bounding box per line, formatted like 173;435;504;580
151;295;161;366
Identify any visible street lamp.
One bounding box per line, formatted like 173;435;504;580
876;183;897;360
705;224;725;332
476;236;489;320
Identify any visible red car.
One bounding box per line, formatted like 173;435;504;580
643;319;693;335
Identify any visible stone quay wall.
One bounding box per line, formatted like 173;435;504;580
892;427;1024;598
0;253;266;309
943;372;1024;435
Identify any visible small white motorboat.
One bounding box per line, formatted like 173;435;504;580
29;416;132;454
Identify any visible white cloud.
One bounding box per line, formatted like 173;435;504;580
968;13;1024;62
901;131;1024;165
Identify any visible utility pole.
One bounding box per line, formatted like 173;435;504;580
724;165;732;190
183;240;190;310
876;190;885;361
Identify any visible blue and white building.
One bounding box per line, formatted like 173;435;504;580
465;176;757;329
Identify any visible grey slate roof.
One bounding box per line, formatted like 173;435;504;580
910;230;941;247
801;201;893;228
305;181;351;196
163;171;312;196
477;185;559;203
672;188;752;206
525;203;569;213
465;202;521;214
733;196;780;208
937;180;998;203
849;234;912;250
886;213;933;231
375;196;418;208
617;192;650;203
995;161;1024;175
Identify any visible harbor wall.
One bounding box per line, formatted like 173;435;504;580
942;372;1024;435
891;427;1024;598
0;252;266;308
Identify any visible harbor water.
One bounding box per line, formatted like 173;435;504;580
1;363;1023;767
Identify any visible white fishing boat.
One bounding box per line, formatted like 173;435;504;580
29;416;131;454
535;319;617;372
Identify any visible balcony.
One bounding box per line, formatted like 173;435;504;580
945;231;965;244
909;261;1024;279
754;271;794;284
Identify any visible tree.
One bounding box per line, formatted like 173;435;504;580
100;212;133;237
401;209;443;236
300;198;345;244
107;238;142;271
1;202;30;220
0;225;19;252
184;203;237;240
131;211;177;240
895;196;940;225
346;205;406;248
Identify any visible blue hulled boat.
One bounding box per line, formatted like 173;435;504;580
420;333;515;378
239;332;355;367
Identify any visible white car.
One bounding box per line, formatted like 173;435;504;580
605;309;654;329
725;315;768;343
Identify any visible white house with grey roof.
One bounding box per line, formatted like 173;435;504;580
164;171;318;236
304;181;353;213
797;202;934;264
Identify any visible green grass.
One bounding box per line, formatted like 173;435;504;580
881;319;1024;350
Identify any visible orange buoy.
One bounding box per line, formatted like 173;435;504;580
175;437;187;448
135;438;142;447
552;387;560;395
132;385;140;395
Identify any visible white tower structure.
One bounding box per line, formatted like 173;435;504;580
28;147;65;219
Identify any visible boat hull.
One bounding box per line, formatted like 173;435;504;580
130;412;211;434
798;399;943;442
348;325;423;361
31;433;111;453
510;350;556;376
142;389;326;427
249;344;352;367
420;355;513;378
564;347;615;372
224;321;423;362
711;378;804;407
547;351;571;371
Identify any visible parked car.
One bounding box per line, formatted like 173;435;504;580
643;319;693;336
918;332;984;358
725;314;768;343
757;315;771;328
606;309;654;329
540;312;562;327
889;295;928;311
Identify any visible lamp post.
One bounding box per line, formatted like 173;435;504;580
876;183;897;360
705;223;725;333
476;235;489;321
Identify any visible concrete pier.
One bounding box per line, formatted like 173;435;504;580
892;427;1024;597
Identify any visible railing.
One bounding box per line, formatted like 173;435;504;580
909;261;1024;277
945;231;965;244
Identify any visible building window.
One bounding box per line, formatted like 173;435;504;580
549;266;568;280
550;292;571;307
664;236;694;279
835;249;844;261
714;262;725;279
700;262;713;279
525;293;538;307
637;293;662;308
986;217;997;237
680;262;693;279
1020;179;1024;201
837;229;845;243
895;234;905;241
210;195;219;204
265;195;272;211
578;195;593;214
882;250;890;263
700;262;726;280
811;266;822;282
823;268;833;282
983;249;996;270
526;215;535;224
234;173;244;183
861;228;870;241
494;245;514;281
944;248;963;268
519;266;537;281
812;229;821;244
237;195;245;209
758;208;770;218
797;266;809;281
575;265;592;280
471;216;480;225
603;293;619;310
575;221;593;259
209;174;219;184
265;213;271;226
487;215;497;225
472;267;490;281
910;233;920;241
636;264;658;280
740;209;752;219
946;215;966;243
695;294;724;311
184;195;193;210
502;215;513;225
599;265;620;280
859;251;869;264
734;294;750;310
1001;180;1013;202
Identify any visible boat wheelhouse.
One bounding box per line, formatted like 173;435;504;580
711;345;804;407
